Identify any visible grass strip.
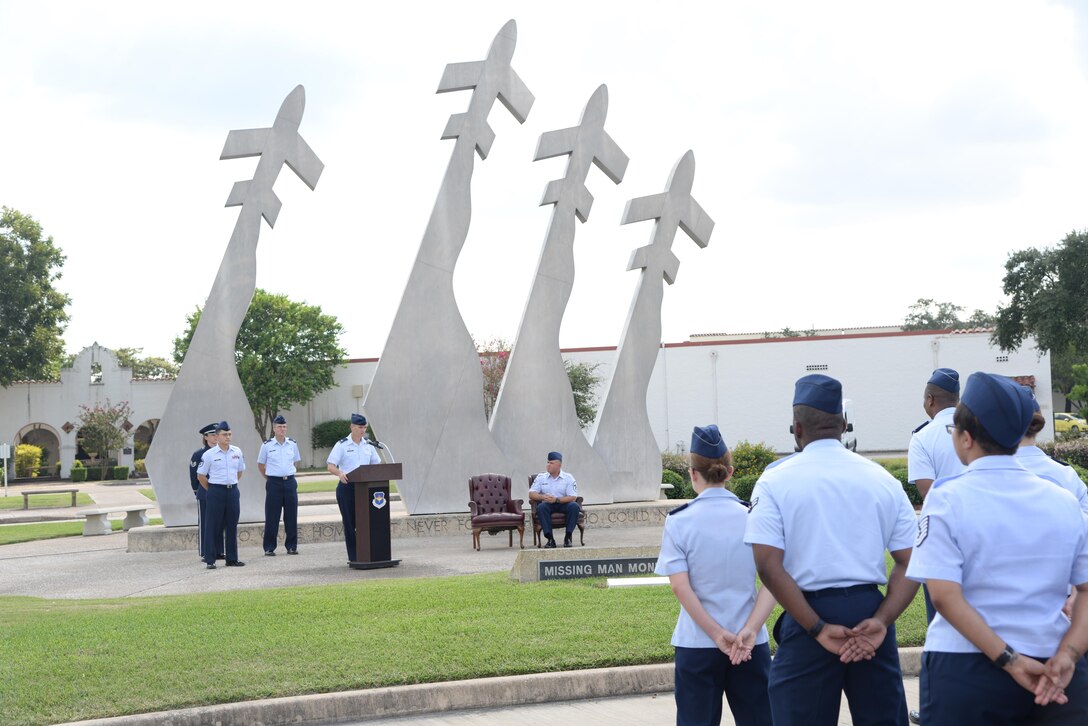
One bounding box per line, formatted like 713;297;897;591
0;567;927;725
0;492;94;510
139;488;156;501
0;518;164;546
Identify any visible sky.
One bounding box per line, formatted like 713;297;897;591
2;0;1087;361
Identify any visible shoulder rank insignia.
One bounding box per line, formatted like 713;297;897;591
668;502;691;516
748;496;759;513
915;515;930;547
912;420;930;434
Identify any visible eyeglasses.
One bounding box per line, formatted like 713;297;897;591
945;425;956;435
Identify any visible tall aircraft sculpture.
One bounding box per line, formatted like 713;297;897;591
363;21;534;514
146;86;324;526
591;150;713;501
489;85;627;503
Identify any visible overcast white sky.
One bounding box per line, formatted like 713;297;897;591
2;1;1087;361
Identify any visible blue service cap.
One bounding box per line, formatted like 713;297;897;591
273;414;287;425
960;372;1034;449
216;420;231;432
691;425;727;459
1024;385;1040;412
199;423;218;436
350;413;367;426
928;368;960;394
547;451;563;462
793;374;843;414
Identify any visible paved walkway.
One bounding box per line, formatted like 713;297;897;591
1;478;922;725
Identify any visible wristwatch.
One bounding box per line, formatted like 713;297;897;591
807;618;826;638
993;644;1018;668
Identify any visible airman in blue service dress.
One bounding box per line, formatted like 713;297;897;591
656;425;774;726
745;374;918;726
326;413;381;562
196;421;246;569
908;372;1088;725
259;414;302;556
529;452;581;548
190;422;224;561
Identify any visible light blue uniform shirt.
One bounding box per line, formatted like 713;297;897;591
908;407;965;485
1016;445;1088;514
327;436;381;476
907;455;1088;656
530;471;578;498
258;437;301;477
197;444;246;484
656;487;769;648
744;439;917;591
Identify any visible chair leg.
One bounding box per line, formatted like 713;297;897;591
472;528;481;551
578;523;585;546
518;525;524;549
507;529;513;548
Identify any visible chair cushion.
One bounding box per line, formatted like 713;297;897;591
471;512;525;527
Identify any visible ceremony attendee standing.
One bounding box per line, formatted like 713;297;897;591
529;452;580;548
745;374;918;726
327;413;381;562
656;424;775;726
196;421;246;569
908;372;1088;724
259;414;302;556
1016;396;1088;514
190;422;224;562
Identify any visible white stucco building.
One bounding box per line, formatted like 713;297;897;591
0;327;1050;477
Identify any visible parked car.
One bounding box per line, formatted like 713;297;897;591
842;398;858;451
1054;412;1088;434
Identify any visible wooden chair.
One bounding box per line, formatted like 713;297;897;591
527;474;586;547
468;474;525;551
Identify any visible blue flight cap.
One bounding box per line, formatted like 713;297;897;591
691;425;727;459
960;372;1034;449
216;421;231;432
928;368;960;394
350;413;367;426
793;374;843;414
547;451;563;462
273;414;287;425
199;423;218;436
1023;385;1040;412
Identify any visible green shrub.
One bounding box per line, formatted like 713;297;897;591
660;451;691;484
85;467;103;481
731;441;777;479
661;469;684;487
70;464;87;483
134;459;147;474
111;466;130;480
15;444;42;477
312;419;351;449
1042;439;1088;469
730;474;759;503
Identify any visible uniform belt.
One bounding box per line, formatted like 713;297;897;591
267;475;295;481
211;483;236;489
802;584;879;599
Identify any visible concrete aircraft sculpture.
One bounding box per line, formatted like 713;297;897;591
146;86;324;526
489;85;627;504
362;21;533;514
591;150;713;501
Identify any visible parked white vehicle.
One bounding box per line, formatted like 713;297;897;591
842;398;857;451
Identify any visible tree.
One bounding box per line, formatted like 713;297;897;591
0;207;70;386
902;298;995;331
77;399;133;465
474;337;602;429
173;289;347;439
1067;364;1088;414
114;347;179;380
994;230;1088;355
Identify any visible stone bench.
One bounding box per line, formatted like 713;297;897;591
80;505;154;536
22;487;78;510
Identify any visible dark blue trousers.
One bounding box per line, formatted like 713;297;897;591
263;476;298;552
674;643;772;726
336;482;356;561
769;586;907;726
204;484;239;564
920;651;1088;725
195;486;225;559
536;500;580;537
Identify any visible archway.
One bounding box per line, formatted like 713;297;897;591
133;419;159;470
15;423;62;478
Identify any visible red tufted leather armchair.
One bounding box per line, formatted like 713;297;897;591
468;474;525;551
527;474;586;547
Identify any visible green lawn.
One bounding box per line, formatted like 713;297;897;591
138;488;156;501
0;518;165;546
0;563;928;725
0;492;93;510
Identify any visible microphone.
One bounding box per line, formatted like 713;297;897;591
367;439;385;450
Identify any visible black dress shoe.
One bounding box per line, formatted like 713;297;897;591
545;538;557;549
206;563;217;570
264;551;276;556
286;549;298;555
563;534;573;548
216;554;226;561
226;560;245;567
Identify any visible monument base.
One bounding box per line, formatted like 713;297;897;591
349;559;400;570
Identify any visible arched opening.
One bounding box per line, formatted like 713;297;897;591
14;423;62;479
133;419;158;475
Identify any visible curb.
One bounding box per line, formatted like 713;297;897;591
63;649;924;725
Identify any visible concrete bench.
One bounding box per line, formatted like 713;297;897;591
80;505;153;536
22;488;78;510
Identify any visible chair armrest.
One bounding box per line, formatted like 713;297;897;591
576;496;584;505
507;498;524;513
468;501;478;516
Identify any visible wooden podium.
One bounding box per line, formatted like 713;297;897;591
346;463;403;570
